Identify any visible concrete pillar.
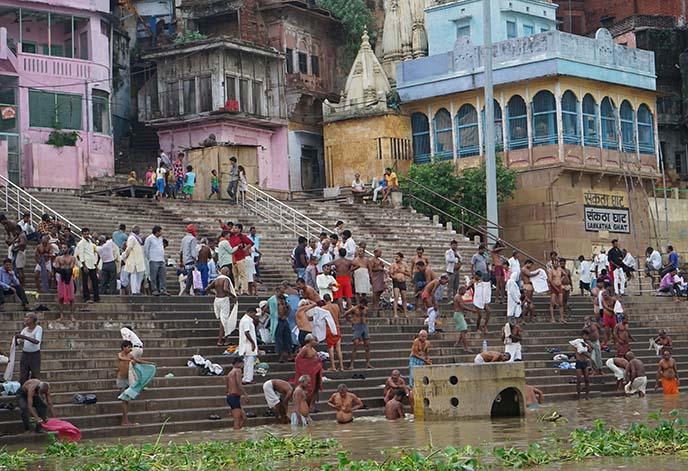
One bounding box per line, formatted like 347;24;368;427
555;82;564;162
446;221;453;232
450;100;458;162
432;215;440;225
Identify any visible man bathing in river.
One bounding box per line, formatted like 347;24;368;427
327;384;364;424
606;356;629;391
655;349;679;395
383;369;410;404
624;352;647;398
384;389;406;420
263;378;293;423
291;375;312;427
525;385;544;409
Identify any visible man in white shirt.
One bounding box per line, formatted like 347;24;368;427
75;228;100;303
342;230;357;261
18;213;38;242
237;309;258;384
351;173;366;196
317;264;338;299
97;235;119;295
508;251;521;280
317;240;333;272
577;255;592;295
444;240;462;298
645;246;661;273
144;225;167;296
16;313;42;384
594;249;608;277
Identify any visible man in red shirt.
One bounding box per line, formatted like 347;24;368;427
229;223;253;295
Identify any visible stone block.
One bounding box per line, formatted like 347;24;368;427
412;363;526;420
323;187;341;198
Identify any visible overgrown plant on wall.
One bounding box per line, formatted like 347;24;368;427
173;29;208;46
405;157;516;232
47;129;81;148
315;0;376;69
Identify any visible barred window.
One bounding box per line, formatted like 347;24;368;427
29;89;82;130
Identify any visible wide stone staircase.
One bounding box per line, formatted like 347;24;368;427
0;190;685;443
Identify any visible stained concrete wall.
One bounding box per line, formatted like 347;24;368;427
323;114;412;187
412;363;526;420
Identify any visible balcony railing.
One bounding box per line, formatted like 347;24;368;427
18;52;108;81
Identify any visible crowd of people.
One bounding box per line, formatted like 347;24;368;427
1;206;682;432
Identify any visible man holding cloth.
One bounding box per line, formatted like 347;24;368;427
237;309;258;384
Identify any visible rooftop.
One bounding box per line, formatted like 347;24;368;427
396;28;656;103
140;35;282;60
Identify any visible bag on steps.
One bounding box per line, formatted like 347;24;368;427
73;393;97;405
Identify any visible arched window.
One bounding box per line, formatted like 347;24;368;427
532;90;557;146
582;94;599;147
561;90;579;145
411;112;431;163
455;104;479;157
601;97;618;150
620;100;636;153
637;104;655;155
433;108;453;160
507;95;528;150
482;100;504;152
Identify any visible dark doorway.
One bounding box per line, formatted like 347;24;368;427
490;387;523;418
300;146;322;190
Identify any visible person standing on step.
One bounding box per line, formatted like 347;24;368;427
291;375;312;427
501;317;522;362
582;316;603;375
124;226;146;295
352;248;372;306
217;230;235;284
471;271;492;334
332;248;353;311
613;315;635;358
180;224;198;296
182;165;196;202
408;330;431;388
173;153;185;198
345;298;372;370
154;163;167;201
390;252;410;318
573;332;592;400
16;313;43;384
75;228;100;304
238;309;258;385
196;239;212;295
207;267;237;346
144;226;167;296
293;236;309;280
445;240;462;299
237;165;248;207
655;349;680;395
471;244;489;283
491;241;507;303
322;293;344;372
369;249;386;314
230;224;253;295
341;230;357;262
578;255;592;295
34;235;53;294
54;242;76;321
19;213;38;243
226;356;249;430
608;239;626;296
97;235;119;295
226;156;239;205
248;226;262;282
112;224;128;252
327;384;363;424
547;258;566;325
263;378;293;423
453;286;475;352
422;275;448;335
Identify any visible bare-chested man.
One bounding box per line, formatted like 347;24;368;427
262;378;293;423
296;278;320;302
390;252;411;318
327;384;363;424
574;333;592;400
383;369;410;403
413;261;438;311
34;235;53;293
410;246;429;274
525;384;544;409
600;281;617;345
624;352;647;398
9;228;27;287
583;316;603;374
469;272;491;334
332;248;353;311
345;298;372;369
613;315;635;358
369;249;386;314
474;351;510;364
548;261;567;324
322;294;344;371
117;340;156;426
422;275;448;334
296;299;317;346
453;286;476;352
606;356;629;391
651;329;673;356
560;258;573;314
384;389;406;420
54;242;76;321
291;374;312;427
206;267;237;346
655;349;679;395
520;259;539;320
351;248;372;305
18;379;55;433
197;242;212;294
226;357;249;430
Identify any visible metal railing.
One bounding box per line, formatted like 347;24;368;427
0;175;82;237
400;176;546;267
245;183;389;265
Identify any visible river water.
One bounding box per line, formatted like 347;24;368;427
14;394;688;469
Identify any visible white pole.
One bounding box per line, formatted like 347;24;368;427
483;0;499;242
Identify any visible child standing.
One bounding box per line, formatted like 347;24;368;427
238;165;248;207
144;166;154;187
155;164;167;201
208;169;221;200
183;165;196;201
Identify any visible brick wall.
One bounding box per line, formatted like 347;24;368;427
239;0;267;44
583;0;683;34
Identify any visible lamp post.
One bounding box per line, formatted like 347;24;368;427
483;0;499;242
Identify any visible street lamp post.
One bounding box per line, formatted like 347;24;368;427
483;0;499;242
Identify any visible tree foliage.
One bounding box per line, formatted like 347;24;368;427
405;158;517;233
315;0;376;70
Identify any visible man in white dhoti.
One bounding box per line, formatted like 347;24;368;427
206;267;238;346
472;272;491;333
506;271;522;320
502;318;522;361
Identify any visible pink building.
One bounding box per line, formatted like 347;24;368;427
0;0;113;189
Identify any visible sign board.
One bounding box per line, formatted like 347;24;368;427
583;191;630;234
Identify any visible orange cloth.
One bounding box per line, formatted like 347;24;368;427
662;377;680;395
